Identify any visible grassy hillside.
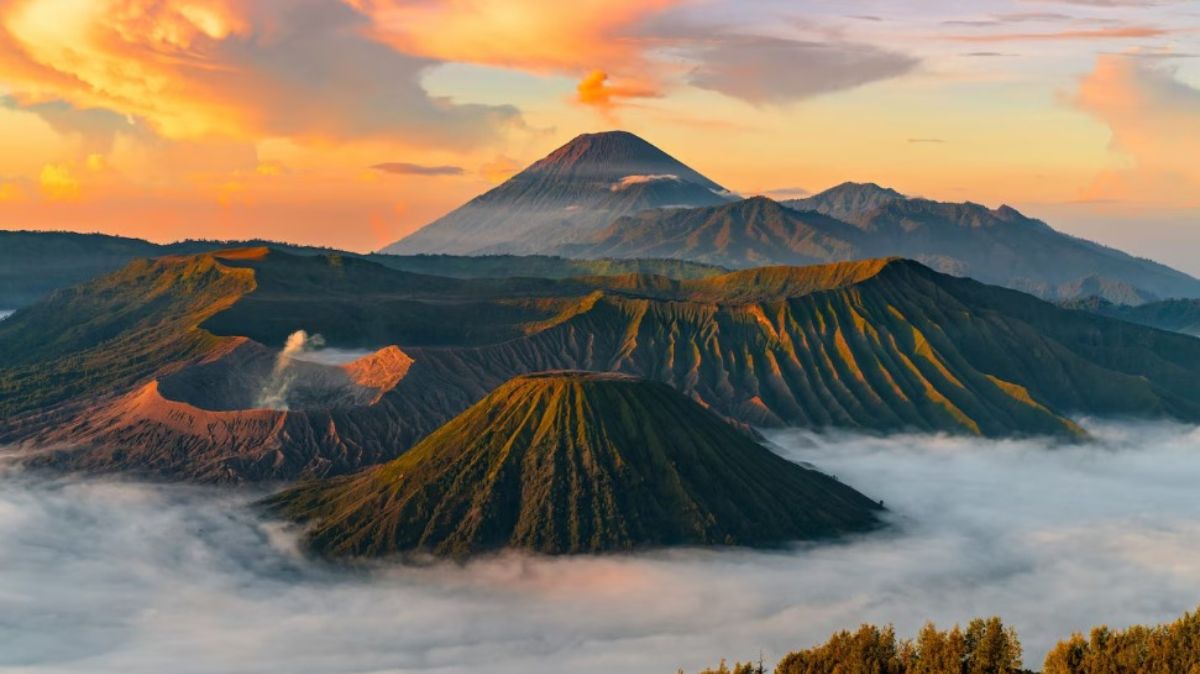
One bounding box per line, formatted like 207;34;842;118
265;372;882;558
0;251;255;417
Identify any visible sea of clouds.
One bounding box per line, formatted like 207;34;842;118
2;420;1200;673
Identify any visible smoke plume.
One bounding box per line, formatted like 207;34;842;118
254;329;325;410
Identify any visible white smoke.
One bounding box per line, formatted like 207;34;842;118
254;330;325;410
2;420;1200;673
610;174;680;191
0;309;14;321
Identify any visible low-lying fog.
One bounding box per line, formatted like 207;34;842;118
3;421;1200;673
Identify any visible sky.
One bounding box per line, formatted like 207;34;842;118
0;0;1196;269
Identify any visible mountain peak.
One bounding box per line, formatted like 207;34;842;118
524;130;722;188
381;130;732;255
783;182;906;223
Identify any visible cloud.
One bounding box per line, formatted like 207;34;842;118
350;0;679;75
1022;0;1169;5
480;155;522;183
610;173;680;191
576;70;660;114
3;420;1200;673
370;162;466;177
0;182;25;202
758;186;812;199
0;0;520;146
943;12;1073;26
947;25;1169;41
687;36;918;105
38;163;80;201
1074;54;1200;205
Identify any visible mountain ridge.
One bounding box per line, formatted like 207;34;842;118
576;183;1200;303
7;249;1200;482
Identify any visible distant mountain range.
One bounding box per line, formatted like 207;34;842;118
0;230;723;309
1063;296;1200;337
381;130;736;255
384;131;1200;304
7;248;1200;482
264;371;883;558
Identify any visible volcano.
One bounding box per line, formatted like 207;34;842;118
264;371;883;558
381;131;735;255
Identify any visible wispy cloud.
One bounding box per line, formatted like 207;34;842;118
687;35;918;104
370;163;465;177
947;25;1169;41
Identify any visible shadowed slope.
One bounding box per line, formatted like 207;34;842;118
574;183;1200;303
1064;296;1200;337
264;372;883;558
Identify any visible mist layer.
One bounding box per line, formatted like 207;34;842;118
2;420;1199;673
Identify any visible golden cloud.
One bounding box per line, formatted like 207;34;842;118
1075;54;1200;206
479;155;522;184
354;0;677;74
0;0;519;144
38;162;80;201
0;182;25;202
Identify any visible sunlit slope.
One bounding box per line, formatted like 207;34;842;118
7;250;1200;482
265;372;882;558
397;259;1200;438
0;251;256;417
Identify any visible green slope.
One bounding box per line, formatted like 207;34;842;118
0;251;256;417
264;371;882;558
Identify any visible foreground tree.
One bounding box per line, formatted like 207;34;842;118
1043;607;1200;674
772;619;1021;674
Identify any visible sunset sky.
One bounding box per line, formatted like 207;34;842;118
0;0;1197;271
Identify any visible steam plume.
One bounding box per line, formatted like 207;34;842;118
255;330;325;410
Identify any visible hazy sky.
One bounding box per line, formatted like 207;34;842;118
0;0;1196;267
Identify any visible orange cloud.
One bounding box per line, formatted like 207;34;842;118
1074;55;1200;206
480;155;522;184
255;161;289;177
576;70;659;112
0;0;519;145
38;163;80;201
353;0;678;75
0;182;25;202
